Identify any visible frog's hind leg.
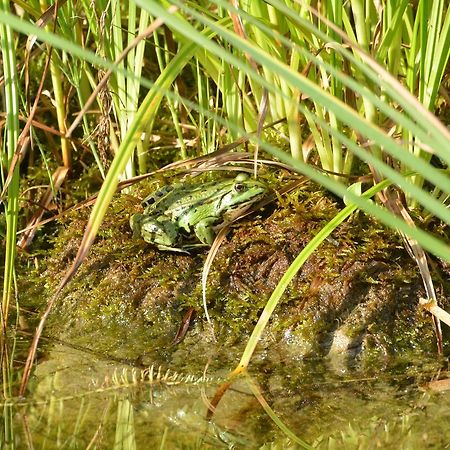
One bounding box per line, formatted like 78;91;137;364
194;218;217;245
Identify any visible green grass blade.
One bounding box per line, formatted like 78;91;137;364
376;0;409;63
246;375;313;449
64;39;199;274
237;179;392;370
0;0;20;323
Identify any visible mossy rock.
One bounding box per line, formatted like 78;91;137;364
20;179;450;372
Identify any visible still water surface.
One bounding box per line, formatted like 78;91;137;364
2;332;450;449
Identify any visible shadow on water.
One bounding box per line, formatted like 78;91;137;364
2;325;450;449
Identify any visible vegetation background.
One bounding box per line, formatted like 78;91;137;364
1;0;449;447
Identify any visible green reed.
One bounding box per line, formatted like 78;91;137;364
0;0;20;324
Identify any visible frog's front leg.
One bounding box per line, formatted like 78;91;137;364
138;216;179;248
194;217;217;245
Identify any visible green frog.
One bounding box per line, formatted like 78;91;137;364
130;173;267;251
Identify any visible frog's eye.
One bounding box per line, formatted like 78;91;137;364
234;183;246;193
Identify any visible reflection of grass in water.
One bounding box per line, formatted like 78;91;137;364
313;416;415;449
3;339;450;449
2;333;19;449
2;403;15;449
259;402;449;450
2;358;228;449
114;398;136;450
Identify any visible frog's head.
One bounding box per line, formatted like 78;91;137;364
218;173;267;212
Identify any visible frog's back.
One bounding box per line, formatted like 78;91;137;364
143;184;190;216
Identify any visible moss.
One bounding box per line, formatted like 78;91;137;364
16;176;450;369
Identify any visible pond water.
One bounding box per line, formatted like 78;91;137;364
2;328;450;449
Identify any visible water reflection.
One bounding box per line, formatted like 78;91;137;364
2;332;450;449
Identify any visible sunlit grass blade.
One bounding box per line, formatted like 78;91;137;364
0;0;21;324
232;179;392;372
38;0;72;170
420;0;450;110
245;374;312;449
153;24;187;160
375;0;409;65
52;0;105;176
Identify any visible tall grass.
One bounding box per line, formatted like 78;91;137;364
131;0;450;247
1;2;448;261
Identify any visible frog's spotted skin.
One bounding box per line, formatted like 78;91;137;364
130;173;267;252
141;185;174;209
